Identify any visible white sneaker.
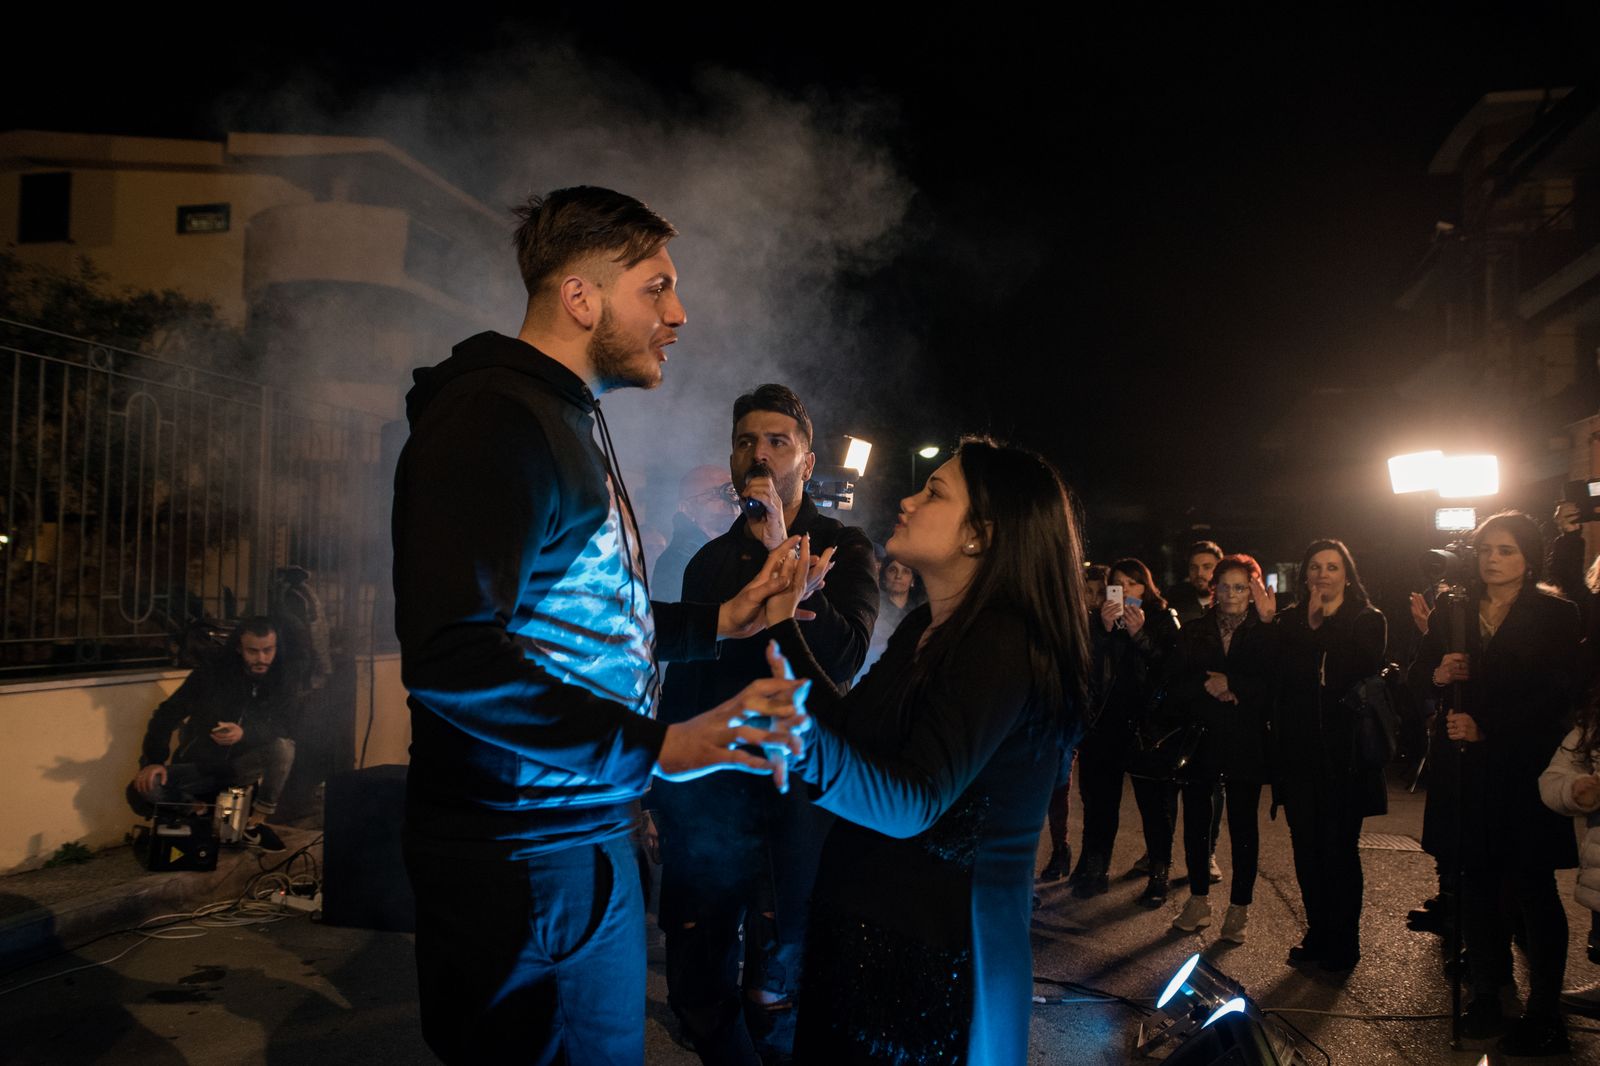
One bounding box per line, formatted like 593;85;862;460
1172;896;1212;932
1561;981;1600;1018
1219;904;1249;944
1208;854;1223;884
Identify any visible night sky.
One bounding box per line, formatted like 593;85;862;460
7;7;1599;570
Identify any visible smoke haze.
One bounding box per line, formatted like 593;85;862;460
223;35;917;534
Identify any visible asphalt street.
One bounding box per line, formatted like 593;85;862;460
2;774;1597;1065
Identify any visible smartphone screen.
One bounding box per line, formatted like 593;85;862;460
1125;595;1143;610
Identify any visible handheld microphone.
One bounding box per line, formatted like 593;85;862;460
741;463;772;522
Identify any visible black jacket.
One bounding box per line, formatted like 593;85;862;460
1171;608;1278;783
392;332;718;856
658;496;878;726
1273;600;1388;816
1409;588;1582;871
139;647;294;768
1080;604;1181;756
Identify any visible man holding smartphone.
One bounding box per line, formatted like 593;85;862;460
128;616;296;851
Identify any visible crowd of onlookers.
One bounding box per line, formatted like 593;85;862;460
1028;512;1600;1058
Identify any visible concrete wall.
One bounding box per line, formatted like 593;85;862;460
0;668;186;872
354;653;412;769
0;655;409;874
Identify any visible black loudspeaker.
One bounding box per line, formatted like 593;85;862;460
321;764;415;932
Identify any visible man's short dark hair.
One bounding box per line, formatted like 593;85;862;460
732;384;813;448
1187;540;1224;562
512;186;678;297
238;616;277;638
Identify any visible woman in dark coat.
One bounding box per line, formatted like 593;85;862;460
1274;538;1387;972
1068;557;1183;905
759;437;1091;1065
1168;554;1279;942
1411;511;1582;1056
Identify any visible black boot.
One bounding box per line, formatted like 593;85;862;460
1137;870;1169;908
1068;854;1108;898
1039;845;1071;883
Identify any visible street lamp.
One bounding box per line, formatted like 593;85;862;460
911;444;942;490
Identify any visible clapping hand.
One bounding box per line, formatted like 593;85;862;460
1409;592;1431;635
1250;576;1276;622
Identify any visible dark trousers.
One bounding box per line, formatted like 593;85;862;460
127;738;296;817
1077;747;1176;874
655;779;829;1064
404;834;643;1066
1283;786;1365;958
1462;866;1569;1015
1180;780;1262;905
1045;748;1075;857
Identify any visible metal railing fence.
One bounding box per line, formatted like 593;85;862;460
0;318;391;677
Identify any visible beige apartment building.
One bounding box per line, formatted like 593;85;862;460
0;129;518;418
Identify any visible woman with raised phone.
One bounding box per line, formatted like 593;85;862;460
754;436;1091;1065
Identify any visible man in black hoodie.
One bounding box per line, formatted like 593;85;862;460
392;186;812;1065
128;616;294;851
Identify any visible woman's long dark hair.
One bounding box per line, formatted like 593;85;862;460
912;436;1091;732
1107;557;1168;613
1297;538;1370;608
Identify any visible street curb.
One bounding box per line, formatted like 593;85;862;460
0;828;319;976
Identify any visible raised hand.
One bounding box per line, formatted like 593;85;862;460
1250;576;1277;623
718;536;811;639
1122;602;1146;637
765;535;835;627
1099;599;1123;633
1409;592;1431;635
744;471;789;551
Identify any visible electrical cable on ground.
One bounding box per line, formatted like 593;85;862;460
0;834;325;992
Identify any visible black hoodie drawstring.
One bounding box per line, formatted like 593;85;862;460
591;396;649;604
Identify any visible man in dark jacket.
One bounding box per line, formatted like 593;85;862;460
392;187;810;1066
1166;540;1222;625
651;384;878;1064
128;616;295;850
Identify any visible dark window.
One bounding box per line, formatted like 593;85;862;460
177;203;231;234
18;172;71;243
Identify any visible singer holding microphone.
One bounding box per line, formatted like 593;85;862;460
650;384;879;1063
1412;511;1583;1056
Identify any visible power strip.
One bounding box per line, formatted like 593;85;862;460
274;890;323;915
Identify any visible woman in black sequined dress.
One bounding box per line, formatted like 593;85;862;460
761;437;1091;1065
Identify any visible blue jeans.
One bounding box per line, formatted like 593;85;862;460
404;833;644;1065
